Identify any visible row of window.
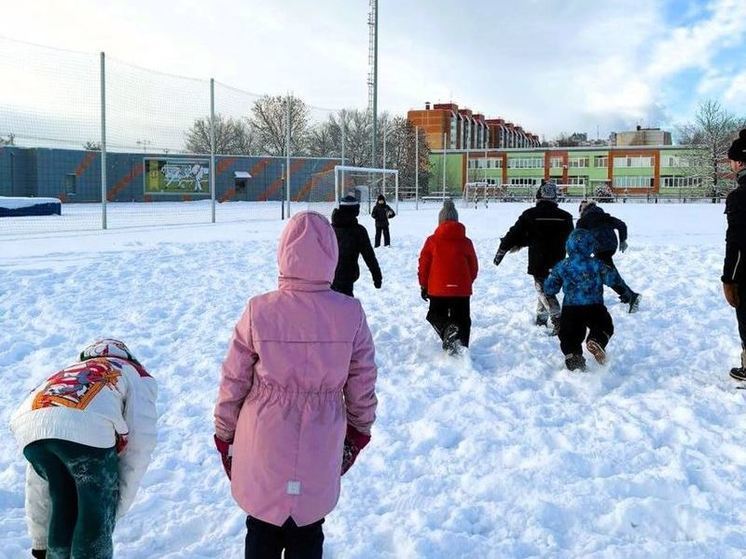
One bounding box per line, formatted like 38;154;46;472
480;177;703;188
468;155;669;170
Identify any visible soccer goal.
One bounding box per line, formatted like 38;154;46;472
462;181;507;208
334;166;399;216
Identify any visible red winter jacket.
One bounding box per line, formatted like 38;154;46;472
418;221;478;297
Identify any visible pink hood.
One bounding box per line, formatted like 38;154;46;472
278;211;338;286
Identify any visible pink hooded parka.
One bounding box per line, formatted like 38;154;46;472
214;211;378;527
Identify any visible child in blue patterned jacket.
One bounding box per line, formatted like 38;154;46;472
545;229;623;371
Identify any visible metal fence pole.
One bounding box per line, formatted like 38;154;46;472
382;121;387;197
395;171;399;214
341;110;346;196
100;52;107;230
210;78;216;223
442;132;447;200
415;126;419;210
286;94;291;218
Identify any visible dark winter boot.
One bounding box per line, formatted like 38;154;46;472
442;324;462;356
535;315;548;327
730;349;746;381
628;293;641;314
586;339;607;365
565;353;586;372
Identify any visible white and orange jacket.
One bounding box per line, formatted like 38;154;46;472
10;339;158;549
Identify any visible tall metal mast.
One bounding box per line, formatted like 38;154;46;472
368;0;378;168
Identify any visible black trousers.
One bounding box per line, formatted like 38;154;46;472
559;304;614;356
375;225;390;247
736;283;746;348
245;517;324;559
596;250;635;302
426;296;471;347
331;280;354;297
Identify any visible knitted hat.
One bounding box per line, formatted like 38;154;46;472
438;199;459;224
80;338;140;365
728;129;746;163
538;181;558;202
377;194;386;203
338;194;360;216
578;199;596;215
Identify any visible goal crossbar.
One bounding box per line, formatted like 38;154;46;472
334;165;399;213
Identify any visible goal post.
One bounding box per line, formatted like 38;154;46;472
334;165;399;214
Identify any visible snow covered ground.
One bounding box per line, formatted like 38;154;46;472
1;201;745;558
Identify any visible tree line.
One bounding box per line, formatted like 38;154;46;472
183;95;431;193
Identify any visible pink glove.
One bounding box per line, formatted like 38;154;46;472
341;425;371;475
214;435;233;480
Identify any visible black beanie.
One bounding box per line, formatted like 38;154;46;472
728;129;746;163
377;194;385;202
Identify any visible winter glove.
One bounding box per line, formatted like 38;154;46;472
387;209;396;219
724;282;740;308
214;435;233;480
32;550;46;559
374;279;382;289
420;286;429;301
115;433;128;456
341;424;371;475
493;249;507;267
619;240;628;253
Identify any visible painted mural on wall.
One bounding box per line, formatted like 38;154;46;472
144;158;210;194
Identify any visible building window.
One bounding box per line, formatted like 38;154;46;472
550;157;563;168
509;178;541;186
613;156;653;168
663;156;689;167
594;156;608;167
613;176;654;188
508;157;544;169
64;173;77;195
661;176;701;188
569;157;589;168
568;177;587;186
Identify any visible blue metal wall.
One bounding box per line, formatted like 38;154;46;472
0;147;341;203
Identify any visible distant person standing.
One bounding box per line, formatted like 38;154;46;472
721;129;746;381
576;200;641;313
493;181;574;335
330;194;382;297
371;194;395;248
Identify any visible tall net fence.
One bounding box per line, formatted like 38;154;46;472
1;37;401;237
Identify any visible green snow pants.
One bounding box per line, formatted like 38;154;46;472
24;439;119;559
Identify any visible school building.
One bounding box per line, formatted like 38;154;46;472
429;145;701;197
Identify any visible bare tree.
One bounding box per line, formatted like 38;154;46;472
381;115;431;195
1;133;15;146
184;114;256;155
250;95;309;156
677;100;746;194
83;141;101;151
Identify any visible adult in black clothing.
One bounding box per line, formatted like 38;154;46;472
577;200;641;313
493;181;574;334
371;194;396;247
722;129;746;381
331;195;382;297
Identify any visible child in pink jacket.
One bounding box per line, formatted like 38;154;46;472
214;211;378;558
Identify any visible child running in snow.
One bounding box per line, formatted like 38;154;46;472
331;194;382;297
10;339;157;559
493;180;574;335
576;200;641;313
418;199;479;354
545;229;623;371
214;211;378;559
371;193;395;247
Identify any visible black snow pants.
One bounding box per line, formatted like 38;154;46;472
245;516;324;559
596;250;635;302
736;282;746;349
426;296;471;347
375;225;390;247
559;304;614;356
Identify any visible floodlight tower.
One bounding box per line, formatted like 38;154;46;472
368;0;378;169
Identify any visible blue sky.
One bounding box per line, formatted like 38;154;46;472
1;0;745;141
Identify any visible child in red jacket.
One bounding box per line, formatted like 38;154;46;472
418;199;479;354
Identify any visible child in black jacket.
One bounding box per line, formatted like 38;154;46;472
331;195;382;297
371;194;395;247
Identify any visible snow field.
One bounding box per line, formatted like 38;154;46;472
1;202;745;558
